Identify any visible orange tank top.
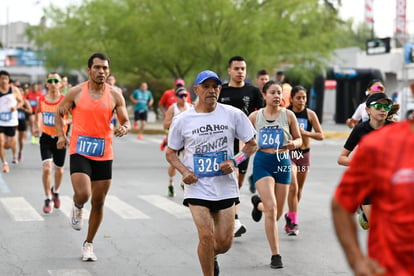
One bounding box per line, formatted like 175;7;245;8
39;94;67;136
69;81;114;160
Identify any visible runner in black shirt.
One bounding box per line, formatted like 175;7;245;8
284;85;324;236
218;56;263;237
337;92;396;230
219;83;263;115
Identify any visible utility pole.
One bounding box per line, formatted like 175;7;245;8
364;0;374;38
396;0;409;119
3;0;10;48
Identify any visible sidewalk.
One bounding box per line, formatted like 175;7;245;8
320;120;350;139
138;120;350;139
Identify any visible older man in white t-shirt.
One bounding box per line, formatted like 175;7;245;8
166;70;257;276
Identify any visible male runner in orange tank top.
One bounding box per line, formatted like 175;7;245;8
55;53;130;262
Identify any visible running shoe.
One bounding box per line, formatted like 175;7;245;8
284;213;293;234
248;175;255;193
82;242;98;262
358;206;369;230
214;256;219;276
137;134;143;140
51;188;61;209
251;195;262;222
270;254;283;269
287;224;299;236
168;185;175;197
11;158;18;164
17;152;23;162
2;163;9;173
43;198;54;214
234;218;246;237
71;203;83;231
31;136;39;145
284;213;299;235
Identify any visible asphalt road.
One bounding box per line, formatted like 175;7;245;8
0;133;365;276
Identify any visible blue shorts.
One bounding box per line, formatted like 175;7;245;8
253;150;292;185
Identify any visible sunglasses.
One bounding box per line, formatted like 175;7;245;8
369;103;392;111
370;85;384;92
177;93;188;98
46;78;61;84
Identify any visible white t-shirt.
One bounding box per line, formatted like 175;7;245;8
351;102;369;123
172;102;192;117
0;89;18;127
168;103;256;201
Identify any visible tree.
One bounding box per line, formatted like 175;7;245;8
26;0;359;92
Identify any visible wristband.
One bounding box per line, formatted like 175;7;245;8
231;151;248;167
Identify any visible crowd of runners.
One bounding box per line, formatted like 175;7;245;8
1;52;413;276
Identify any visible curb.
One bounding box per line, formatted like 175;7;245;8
138;129;165;135
324;131;350;139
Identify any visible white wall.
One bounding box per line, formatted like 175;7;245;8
333;46;414;84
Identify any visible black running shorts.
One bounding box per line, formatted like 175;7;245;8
184;197;240;212
40;133;67;167
70;154;112;181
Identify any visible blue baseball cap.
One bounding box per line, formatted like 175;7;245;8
195;70;222;85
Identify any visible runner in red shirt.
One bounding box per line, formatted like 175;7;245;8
159;78;192;151
158;78;192;116
25;83;43;144
332;117;414;275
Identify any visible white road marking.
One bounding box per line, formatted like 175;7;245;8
139;194;191;219
48;269;92;276
0;197;43;221
106;195;150;219
0;172;10;193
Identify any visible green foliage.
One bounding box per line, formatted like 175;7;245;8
25;0;370;95
334;18;375;50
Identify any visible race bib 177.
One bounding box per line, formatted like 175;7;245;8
76;135;105;157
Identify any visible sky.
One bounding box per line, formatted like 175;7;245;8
0;0;413;38
338;0;413;38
